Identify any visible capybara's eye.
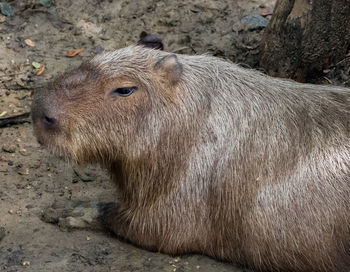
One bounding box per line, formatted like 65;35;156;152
110;86;138;98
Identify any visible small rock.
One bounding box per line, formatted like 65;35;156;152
2;144;16;153
0;226;5;241
0;15;5;22
19;148;30;156
41;207;59;223
22;260;30;266
102;14;112;22
39;0;52;7
73;28;82;36
94;45;105;54
241;14;269;30
48;7;56;15
0;2;14;16
340;71;349;81
137;32;164;50
16;167;29;175
73;168;97;182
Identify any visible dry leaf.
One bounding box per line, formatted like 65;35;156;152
66;48;84;57
36;65;45;75
24;39;35;47
32;61;41;69
0;111;7;117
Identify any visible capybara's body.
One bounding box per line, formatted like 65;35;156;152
32;46;350;272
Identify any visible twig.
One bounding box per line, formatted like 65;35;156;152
333;56;350;67
172;47;190;53
0;112;31;128
323;76;333;84
4;84;43;91
0;71;28;77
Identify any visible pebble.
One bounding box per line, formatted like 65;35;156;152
19;148;30;156
22;260;30;266
0;2;14;16
2;144;16;153
73;168;97;182
41;207;59;223
340;71;349;81
241;14;269;30
16;167;29;175
39;0;52;7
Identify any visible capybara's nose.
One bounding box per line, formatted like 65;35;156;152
42;115;58;129
31;96;60;131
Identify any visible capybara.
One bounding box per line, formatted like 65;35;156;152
31;45;350;272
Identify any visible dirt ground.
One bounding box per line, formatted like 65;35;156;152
0;0;348;271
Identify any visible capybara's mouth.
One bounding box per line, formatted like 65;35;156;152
34;132;73;162
39;142;70;161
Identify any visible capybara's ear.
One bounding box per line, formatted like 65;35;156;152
154;55;183;85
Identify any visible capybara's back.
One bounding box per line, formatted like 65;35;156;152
32;46;350;272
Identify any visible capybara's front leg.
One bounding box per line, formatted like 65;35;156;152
96;203;161;252
41;200;164;252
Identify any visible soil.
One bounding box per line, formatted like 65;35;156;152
0;0;348;271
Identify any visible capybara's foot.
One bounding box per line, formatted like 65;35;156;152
41;199;115;231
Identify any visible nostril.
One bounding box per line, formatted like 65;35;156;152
42;115;57;128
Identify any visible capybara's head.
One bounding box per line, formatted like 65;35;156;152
31;46;185;164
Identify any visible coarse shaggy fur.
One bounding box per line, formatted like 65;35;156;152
32;45;350;272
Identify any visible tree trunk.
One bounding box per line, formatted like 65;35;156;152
260;0;350;82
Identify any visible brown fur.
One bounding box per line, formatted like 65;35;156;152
32;45;350;272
